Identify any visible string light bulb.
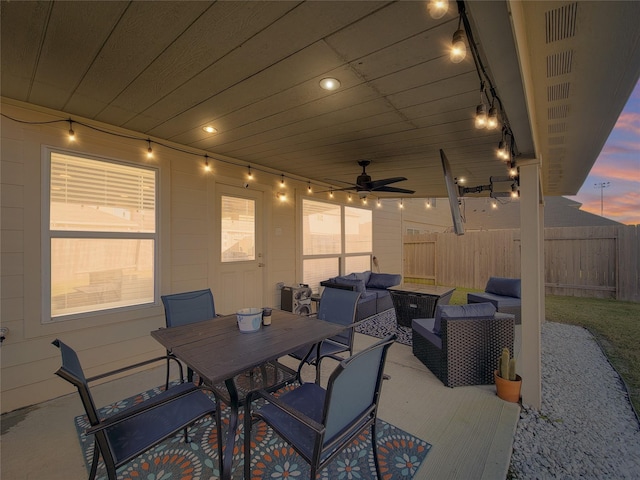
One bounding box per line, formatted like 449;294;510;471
400;199;404;209
280;174;285;186
428;0;449;19
348;193;352;202
307;181;312;193
426;200;432;208
68;119;75;141
492;200;498;209
204;154;211;172
450;28;466;63
497;135;510;160
247;166;253;180
146;139;153;159
487;105;499;129
475;103;487;128
377;198;381;207
329;188;334;198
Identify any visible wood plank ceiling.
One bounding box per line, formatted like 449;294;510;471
2;1;639;198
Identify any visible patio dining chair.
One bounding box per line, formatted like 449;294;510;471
161;289;217;385
161;289;296;396
244;334;396;479
288;287;361;384
52;339;218;480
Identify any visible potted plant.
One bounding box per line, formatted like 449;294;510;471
494;347;522;402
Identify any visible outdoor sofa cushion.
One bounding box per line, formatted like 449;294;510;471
433;302;497;334
486;277;521;298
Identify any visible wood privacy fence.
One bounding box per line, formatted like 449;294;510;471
403;225;639;302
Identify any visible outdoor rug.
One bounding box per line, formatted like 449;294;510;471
356;309;413;346
75;383;431;479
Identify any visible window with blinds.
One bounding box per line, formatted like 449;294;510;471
46;152;157;320
301;198;372;292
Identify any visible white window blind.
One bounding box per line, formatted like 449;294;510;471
47;152;157;320
301;199;372;292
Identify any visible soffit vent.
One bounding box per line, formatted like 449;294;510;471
548;136;565;145
549;147;565;157
548;123;567;134
545;3;578;43
548;104;569;120
547;82;571;102
546;50;573;77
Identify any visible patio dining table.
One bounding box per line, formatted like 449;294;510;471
151;309;346;480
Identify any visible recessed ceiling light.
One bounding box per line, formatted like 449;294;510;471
202;125;217;134
319;77;341;91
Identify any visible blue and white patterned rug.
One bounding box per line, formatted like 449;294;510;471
356;309;412;346
75;383;430;479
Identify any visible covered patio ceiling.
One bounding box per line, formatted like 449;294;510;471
2;1;639;198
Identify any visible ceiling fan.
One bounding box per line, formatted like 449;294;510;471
326;160;415;198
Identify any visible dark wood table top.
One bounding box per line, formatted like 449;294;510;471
388;283;456;297
151;309;345;386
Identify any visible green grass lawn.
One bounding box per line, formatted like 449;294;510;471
448;287;640;414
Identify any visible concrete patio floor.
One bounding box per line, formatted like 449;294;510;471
1;330;521;479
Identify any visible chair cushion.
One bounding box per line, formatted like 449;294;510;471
366;273;401;289
467;292;522;308
359;290;377;302
411;318;442;349
433;303;496;334
485;277;521;298
257;383;326;461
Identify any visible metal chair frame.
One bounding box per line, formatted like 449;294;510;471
244;334;396;479
52;339;219;480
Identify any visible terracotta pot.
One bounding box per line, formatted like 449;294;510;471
494;370;522;403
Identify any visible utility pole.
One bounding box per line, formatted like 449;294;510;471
594;182;610;216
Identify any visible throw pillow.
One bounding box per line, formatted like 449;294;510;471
367;272;402;289
334;277;366;293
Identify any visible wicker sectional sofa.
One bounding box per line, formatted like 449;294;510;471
412;303;515;387
467;277;522;324
320;271;402;322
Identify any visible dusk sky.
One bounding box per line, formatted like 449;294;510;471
569;80;640;225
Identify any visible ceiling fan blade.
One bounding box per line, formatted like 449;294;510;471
324;178;358;187
372;185;415;194
367;177;408;189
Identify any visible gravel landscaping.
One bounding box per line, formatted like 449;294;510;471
509;322;640;479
